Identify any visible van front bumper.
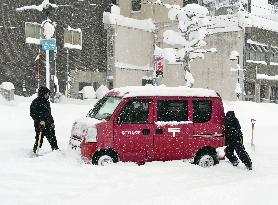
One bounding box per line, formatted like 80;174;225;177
80;142;98;163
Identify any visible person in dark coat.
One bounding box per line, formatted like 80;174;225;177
224;111;252;170
30;86;59;154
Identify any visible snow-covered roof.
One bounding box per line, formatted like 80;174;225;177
0;82;15;90
109;86;219;98
103;6;155;32
210;11;278;34
79;86;96;99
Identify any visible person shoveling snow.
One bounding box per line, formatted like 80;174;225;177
30;86;59;156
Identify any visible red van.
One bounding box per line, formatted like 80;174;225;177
69;86;226;167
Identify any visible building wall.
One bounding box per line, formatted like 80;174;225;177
190;31;245;101
159;64;184;86
106;22;186;88
113;25;154;87
70;70;106;98
119;0;183;22
245;27;278;103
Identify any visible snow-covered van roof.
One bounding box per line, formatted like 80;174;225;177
107;86;219;98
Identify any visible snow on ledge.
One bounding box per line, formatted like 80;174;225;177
26;37;42;45
16;0;58;12
257;74;278;81
246;60;267;65
64;43;82;50
247;39;268;47
67;26;81;33
103;12;155;32
109;86;219;98
115;62;153;71
270;62;278;66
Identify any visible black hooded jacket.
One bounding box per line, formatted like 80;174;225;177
30;86;54;127
224;111;243;145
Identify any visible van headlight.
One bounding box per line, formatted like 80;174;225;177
84;127;97;143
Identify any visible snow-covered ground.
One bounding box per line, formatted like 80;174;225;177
1;95;278;205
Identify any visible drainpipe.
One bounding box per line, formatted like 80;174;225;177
247;0;251;13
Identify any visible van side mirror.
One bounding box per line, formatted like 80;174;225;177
86;109;93;117
117;116;123;124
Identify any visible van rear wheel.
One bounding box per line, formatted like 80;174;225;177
194;150;218;168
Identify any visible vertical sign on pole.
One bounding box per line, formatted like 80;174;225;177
155;57;164;77
42;20;56;91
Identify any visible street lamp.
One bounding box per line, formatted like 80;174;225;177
230;50;242;100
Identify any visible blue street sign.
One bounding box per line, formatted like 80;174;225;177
41;39;56;51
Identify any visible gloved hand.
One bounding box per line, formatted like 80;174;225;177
40;121;45;127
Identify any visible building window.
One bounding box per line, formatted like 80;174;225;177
244;81;255;95
193;100;212;123
271;86;278;102
131;0;141;12
260;84;267;100
183;0;199;7
111;0;117;5
270;47;278;63
157;100;188;122
247;44;267;62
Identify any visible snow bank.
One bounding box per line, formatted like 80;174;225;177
1;96;278;205
0;82;14;90
79;86;96;99
95;85;109;99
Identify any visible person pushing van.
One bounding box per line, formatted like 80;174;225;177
224;111;252;170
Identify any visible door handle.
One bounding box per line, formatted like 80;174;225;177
156;129;163;135
142;129;150;135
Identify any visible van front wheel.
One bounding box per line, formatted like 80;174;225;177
92;149;119;166
97;155;114;166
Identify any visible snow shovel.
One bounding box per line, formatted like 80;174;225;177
251;119;256;151
35;127;43;156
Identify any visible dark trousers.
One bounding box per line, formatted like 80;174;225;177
33;126;59;153
226;141;252;168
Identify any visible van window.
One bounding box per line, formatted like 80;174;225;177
193;100;212;123
157;100;188;122
118;99;150;124
87;96;122;120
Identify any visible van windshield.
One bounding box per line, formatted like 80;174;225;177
87;96;122;120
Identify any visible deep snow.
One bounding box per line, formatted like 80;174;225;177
1;95;278;205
